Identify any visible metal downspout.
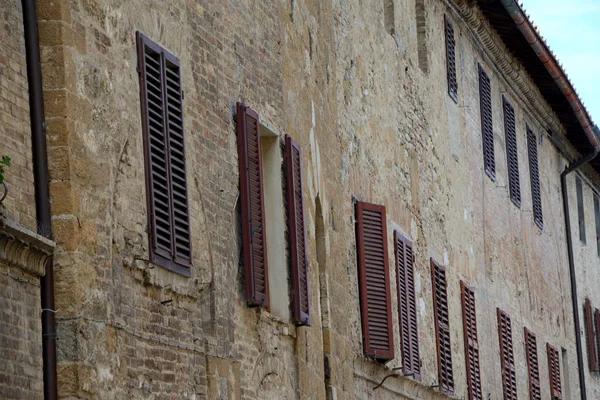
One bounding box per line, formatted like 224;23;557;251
21;1;56;399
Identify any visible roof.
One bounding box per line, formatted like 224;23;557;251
477;0;600;170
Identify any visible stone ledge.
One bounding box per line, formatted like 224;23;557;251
0;217;55;277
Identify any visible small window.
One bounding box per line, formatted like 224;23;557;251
461;282;482;399
383;0;395;35
444;14;458;102
524;328;541;399
503;97;520;207
478;65;495;180
526;126;543;228
547;343;562;400
497;308;517;400
431;259;454;395
415;0;428;73
136;32;192;276
576;177;586;243
594;195;600;256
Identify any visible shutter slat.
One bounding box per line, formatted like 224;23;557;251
497;309;517;400
503;97;521;207
432;259;454;395
527;126;543;228
479;65;495;180
444;14;458;102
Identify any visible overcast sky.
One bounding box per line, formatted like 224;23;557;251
521;0;600;124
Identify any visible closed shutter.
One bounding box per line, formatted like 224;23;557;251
355;201;394;362
395;231;420;379
524;328;541;400
137;32;192;276
431;259;454;395
285;135;311;326
526;126;543;228
444;14;458;102
595;309;600;369
503;97;521;207
478;65;495;180
461;282;482;400
584;299;598;371
236;102;269;307
547;344;562;400
497;308;517;400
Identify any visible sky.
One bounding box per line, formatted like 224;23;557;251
521;0;600;124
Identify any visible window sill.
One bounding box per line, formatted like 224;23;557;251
0;217;55;277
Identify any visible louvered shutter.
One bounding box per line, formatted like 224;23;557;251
356;201;394;362
395;232;420;379
461;282;482;400
431;259;454;395
285;135;311;326
137;32;192;276
584;299;598;371
444;14;458;102
595;309;600;369
497;309;518;400
524;328;541;400
503;97;521;207
547;344;562;400
478;65;495;180
526;126;543;228
236;102;269;307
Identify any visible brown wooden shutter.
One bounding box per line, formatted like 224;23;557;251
431;259;454;395
497;308;517;400
526;126;543;228
478;64;495;180
461;282;482;400
584;299;598;371
444;14;458;102
503;97;521;207
524;328;541;400
355;201;394;362
137;32;192;276
285;135;311;326
547;343;562;400
236;102;269;307
394;231;420;379
595;309;600;369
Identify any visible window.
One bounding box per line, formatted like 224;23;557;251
395;231;420;379
461;282;482;399
383;0;395;35
503;97;520;207
136;32;192;276
576;176;585;243
479;65;495;180
431;259;454;395
497;308;517;400
444;14;458;102
415;0;428;73
594;195;600;256
355;201;394;362
595;309;600;371
584;299;598;371
285;135;311;325
526;126;543;228
524;328;541;400
547;344;562;400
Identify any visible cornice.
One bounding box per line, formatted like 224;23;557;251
0;218;55;277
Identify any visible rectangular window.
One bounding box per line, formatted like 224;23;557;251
461;282;482;400
479;65;495;180
576;176;585;243
136;32;192;276
503;97;520;207
285;135;311;326
524;328;541;400
584;299;599;371
444;14;458;102
526;126;543;228
355;201;394;362
547;344;562;400
431;259;454;395
395;231;420;379
595;309;600;371
594;195;600;256
497;308;517;400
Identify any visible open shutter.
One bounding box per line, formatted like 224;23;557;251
431;259;454;395
356;201;394;362
444;14;458;102
237;102;269;307
584;299;598;371
478;64;495;180
595;309;600;370
497;308;518;400
461;282;482;400
503;97;521;207
547;344;562;400
527;126;543;228
524;328;541;400
286;135;311;325
137;32;191;276
395;232;420;379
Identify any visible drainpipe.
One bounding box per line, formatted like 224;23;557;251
21;1;56;400
561;144;599;400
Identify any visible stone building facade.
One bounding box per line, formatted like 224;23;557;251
2;0;600;399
